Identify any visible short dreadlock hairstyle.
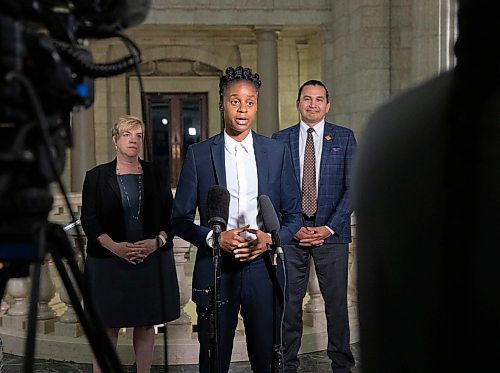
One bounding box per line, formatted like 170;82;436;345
219;66;262;104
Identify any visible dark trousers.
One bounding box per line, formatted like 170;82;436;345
283;241;354;373
196;256;275;373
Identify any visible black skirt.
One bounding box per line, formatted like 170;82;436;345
85;248;180;328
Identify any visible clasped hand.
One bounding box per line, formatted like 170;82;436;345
294;226;332;247
113;238;158;264
219;225;272;262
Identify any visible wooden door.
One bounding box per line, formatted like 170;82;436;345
144;93;208;187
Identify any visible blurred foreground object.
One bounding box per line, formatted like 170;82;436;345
352;0;500;371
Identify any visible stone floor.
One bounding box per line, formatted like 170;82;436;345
2;343;361;372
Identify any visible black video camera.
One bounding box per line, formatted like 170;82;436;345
0;0;150;265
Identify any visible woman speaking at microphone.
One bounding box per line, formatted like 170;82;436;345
81;115;180;373
171;67;302;372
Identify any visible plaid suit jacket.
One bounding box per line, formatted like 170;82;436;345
272;122;357;244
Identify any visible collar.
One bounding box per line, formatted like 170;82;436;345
300;120;325;138
224;131;254;155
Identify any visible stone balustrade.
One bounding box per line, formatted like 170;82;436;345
0;193;358;365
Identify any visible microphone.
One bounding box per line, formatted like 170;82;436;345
258;195;284;260
207;185;230;234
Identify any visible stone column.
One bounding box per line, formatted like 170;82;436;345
303;260;326;328
411;0;454;83
348;214;358;307
167;237;192;340
296;43;310;88
325;0;391;134
255;28;280;137
71;106;95;192
6;279;29;317
54;240;84;338
0;297;9;315
3;278;30;330
37;260;56;318
37;259;57;334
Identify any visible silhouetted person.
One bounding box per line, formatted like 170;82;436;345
352;1;500;372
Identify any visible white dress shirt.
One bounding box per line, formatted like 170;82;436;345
298;120;334;235
299;120;324;194
224;132;259;240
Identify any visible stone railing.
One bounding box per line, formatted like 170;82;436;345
0;193;358;365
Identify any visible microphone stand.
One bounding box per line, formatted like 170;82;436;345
269;230;284;373
208;218;225;373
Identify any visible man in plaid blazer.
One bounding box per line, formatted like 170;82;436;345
272;80;356;373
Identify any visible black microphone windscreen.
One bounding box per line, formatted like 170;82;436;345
258;195;280;232
207;185;230;226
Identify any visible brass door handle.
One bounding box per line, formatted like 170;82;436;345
172;144;181;160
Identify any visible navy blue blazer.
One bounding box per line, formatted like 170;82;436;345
171;131;302;306
272;122;356;244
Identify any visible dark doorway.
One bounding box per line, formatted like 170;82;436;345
144;93;208;187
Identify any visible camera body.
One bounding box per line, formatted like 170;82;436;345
0;0;150;262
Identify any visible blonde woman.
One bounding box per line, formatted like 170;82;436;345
81;116;180;373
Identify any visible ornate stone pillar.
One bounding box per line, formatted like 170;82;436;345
37;259;58;333
255;27;280;137
411;0;455;83
37;260;57;319
303;259;326;328
296;42;310;87
348;214;358;307
0;297;9;315
348;215;360;343
54;234;84;337
6;278;29;317
167;237;192;340
58;285;80;323
71;106;95;192
3;278;30;330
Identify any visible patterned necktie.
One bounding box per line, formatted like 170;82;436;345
302;127;317;217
